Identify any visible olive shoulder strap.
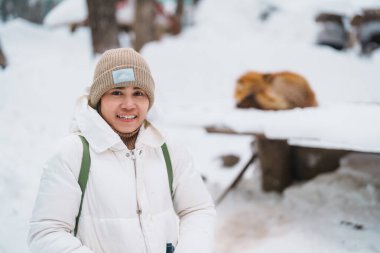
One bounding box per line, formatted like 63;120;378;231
74;135;90;236
161;143;173;196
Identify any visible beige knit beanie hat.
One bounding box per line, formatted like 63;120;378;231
89;48;155;109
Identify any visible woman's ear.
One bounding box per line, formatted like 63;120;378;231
96;101;101;114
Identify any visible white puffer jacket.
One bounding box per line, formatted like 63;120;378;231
28;95;216;253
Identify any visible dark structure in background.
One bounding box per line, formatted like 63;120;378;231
351;8;380;56
315;13;350;51
86;0;120;54
0;0;57;23
0;39;7;69
315;9;380;56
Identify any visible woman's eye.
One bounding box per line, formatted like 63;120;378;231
111;91;122;96
134;91;145;96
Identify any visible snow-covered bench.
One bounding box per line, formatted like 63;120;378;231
205;103;380;192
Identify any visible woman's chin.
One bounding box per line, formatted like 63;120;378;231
114;125;138;134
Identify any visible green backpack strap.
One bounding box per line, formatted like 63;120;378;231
161;143;173;196
74;135;91;236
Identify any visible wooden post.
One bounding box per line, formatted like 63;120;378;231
255;134;292;192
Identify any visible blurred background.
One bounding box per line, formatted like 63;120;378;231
1;0;380;252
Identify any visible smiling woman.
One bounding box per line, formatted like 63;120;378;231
28;48;216;253
99;86;150;137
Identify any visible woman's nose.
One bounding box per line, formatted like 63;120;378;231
120;97;136;109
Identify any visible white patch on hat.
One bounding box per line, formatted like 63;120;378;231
112;68;135;84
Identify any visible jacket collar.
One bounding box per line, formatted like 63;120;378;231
70;94;164;153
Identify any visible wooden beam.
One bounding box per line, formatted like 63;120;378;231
205;125;259;136
216;153;257;205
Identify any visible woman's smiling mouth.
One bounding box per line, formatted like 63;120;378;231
117;115;137;120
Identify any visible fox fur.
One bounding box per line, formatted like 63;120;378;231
234;71;318;110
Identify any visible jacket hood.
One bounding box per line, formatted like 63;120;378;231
70;93;164;153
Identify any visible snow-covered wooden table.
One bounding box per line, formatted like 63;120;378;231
201;103;380;192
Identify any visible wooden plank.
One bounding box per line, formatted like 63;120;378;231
205;125;259;136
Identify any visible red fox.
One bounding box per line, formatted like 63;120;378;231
234;71;318;110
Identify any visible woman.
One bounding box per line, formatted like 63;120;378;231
28;48;215;253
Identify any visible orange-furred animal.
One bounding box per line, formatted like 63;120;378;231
234;71;318;110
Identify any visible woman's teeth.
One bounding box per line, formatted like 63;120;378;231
117;115;137;119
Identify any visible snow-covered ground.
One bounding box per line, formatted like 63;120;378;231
1;0;380;252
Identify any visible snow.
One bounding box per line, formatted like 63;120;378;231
215;153;380;253
1;0;380;252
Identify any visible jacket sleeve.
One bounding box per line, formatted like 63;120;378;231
169;142;216;253
28;135;94;253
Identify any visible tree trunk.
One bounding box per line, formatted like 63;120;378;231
175;0;184;20
134;0;156;52
86;0;120;54
173;0;184;34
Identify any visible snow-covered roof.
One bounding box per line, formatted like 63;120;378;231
43;0;135;27
44;0;88;27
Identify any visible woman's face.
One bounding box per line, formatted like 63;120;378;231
99;86;149;133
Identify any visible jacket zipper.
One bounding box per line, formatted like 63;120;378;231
131;150;150;253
